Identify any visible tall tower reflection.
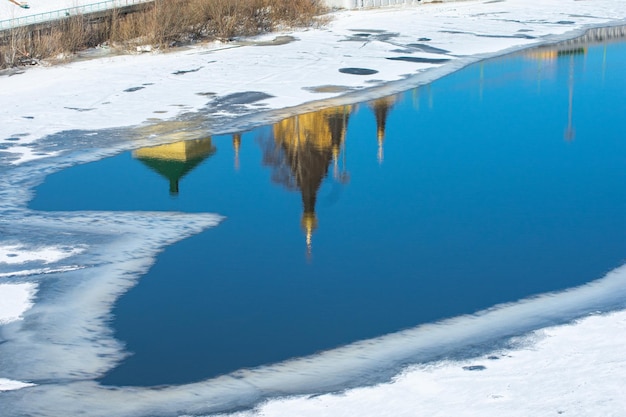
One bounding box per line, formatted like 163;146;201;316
368;96;396;164
233;133;242;171
525;46;586;142
262;105;352;257
564;54;576;141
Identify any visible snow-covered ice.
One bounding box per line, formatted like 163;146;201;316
224;308;626;417
0;283;37;392
0;244;85;265
1;0;626;416
2;0;626;164
0;282;36;325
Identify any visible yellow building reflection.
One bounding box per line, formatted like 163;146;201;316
271;105;352;257
133;137;216;195
368;96;396;164
233;133;242;171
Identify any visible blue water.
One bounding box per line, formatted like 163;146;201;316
30;40;626;387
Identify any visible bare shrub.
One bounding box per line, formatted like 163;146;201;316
0;0;327;69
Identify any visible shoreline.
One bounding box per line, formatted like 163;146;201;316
2;0;626;165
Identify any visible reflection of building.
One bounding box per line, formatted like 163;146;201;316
233;133;242;171
133;137;216;195
368;96;396;164
525;46;586;142
267;105;352;256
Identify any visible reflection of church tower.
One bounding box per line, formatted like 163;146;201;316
133;137;216;195
369;96;396;164
564;55;575;141
270;105;352;256
233;133;242;170
525;46;585;142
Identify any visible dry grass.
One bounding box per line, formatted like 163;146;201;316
0;0;327;69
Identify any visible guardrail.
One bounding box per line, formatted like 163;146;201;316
0;0;154;31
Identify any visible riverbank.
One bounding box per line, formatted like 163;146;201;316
1;0;624;165
1;0;626;415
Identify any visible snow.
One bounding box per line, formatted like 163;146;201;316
0;283;37;392
0;244;85;264
224;309;626;417
0;0;625;415
2;0;625;164
0;282;36;325
0;378;35;392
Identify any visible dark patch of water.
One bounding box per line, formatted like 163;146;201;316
339;67;379;75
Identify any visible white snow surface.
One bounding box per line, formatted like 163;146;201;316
0;244;84;265
1;0;626;416
225;309;626;417
0;378;35;392
2;0;625;164
0;283;37;392
0;282;36;325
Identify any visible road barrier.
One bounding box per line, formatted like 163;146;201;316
0;0;153;31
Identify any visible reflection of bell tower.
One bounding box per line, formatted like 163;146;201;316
233;133;242;170
525;46;585;142
564;55;575;141
369;96;396;164
269;105;352;257
133;137;216;195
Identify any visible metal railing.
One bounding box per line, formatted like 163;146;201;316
0;0;154;31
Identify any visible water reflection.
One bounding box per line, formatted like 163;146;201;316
133;138;216;195
368;97;396;164
259;105;351;255
525;46;587;141
30;36;626;388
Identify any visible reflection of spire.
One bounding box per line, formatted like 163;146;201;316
565;55;575;141
133;137;216;195
263;105;352;257
369;96;396;164
301;211;318;259
525;46;586;142
233;133;241;171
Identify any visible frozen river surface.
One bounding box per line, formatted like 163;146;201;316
1;1;626;416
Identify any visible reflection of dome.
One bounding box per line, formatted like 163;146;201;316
133;138;216;195
369;96;396;164
268;105;352;256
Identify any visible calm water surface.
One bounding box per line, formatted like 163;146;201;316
31;40;626;386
